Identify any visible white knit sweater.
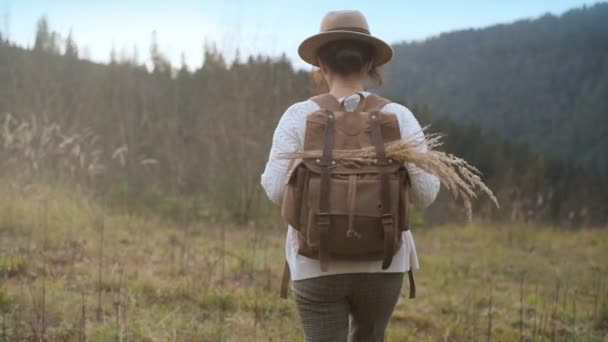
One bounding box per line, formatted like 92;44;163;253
261;92;440;281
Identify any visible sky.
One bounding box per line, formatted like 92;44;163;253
0;0;601;70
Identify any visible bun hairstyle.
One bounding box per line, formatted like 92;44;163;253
313;40;384;92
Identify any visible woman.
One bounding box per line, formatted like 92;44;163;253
261;10;440;342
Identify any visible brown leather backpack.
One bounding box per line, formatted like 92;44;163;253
280;93;414;298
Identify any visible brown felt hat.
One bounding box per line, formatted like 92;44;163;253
298;10;393;67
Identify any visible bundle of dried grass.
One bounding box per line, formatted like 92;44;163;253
279;127;499;221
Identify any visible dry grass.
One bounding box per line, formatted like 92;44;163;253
0;114;159;190
0;180;607;341
280;127;499;220
1;113;105;183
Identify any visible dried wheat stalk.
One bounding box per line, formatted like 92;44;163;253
0;113;106;178
278;127;499;221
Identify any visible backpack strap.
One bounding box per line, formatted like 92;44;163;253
310;93;340;272
311;93;390;112
364;94;391;112
365;93;415;296
369;111;396;270
317;109;335;272
310;94;341;111
408;269;416;299
279;260;290;299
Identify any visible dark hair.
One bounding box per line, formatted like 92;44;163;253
313;40;383;92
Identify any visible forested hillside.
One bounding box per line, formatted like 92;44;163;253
0;17;606;226
384;3;608;172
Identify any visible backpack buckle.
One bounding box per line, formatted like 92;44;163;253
317;212;331;227
381;214;393;227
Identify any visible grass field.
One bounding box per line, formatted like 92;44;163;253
0;182;607;341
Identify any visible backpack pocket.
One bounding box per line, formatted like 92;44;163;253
281;160;309;230
303;171;402;258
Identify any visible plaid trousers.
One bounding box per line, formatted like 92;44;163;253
292;272;404;342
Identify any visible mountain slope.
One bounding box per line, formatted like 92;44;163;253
383;3;608;171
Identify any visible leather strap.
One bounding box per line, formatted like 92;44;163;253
311;93;390;113
310;94;341;111
404;184;411;231
369;111;395;270
279;260;290;299
364;94;391;112
400;168;411;232
408;269;416;298
317;110;335;272
346;174;360;239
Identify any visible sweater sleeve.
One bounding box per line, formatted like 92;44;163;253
383;102;440;209
261;100;318;205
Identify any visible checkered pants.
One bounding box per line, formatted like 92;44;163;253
292;272;404;342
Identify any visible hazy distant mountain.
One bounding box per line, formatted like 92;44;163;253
383;3;608;172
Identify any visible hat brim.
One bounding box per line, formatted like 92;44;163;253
298;30;393;67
